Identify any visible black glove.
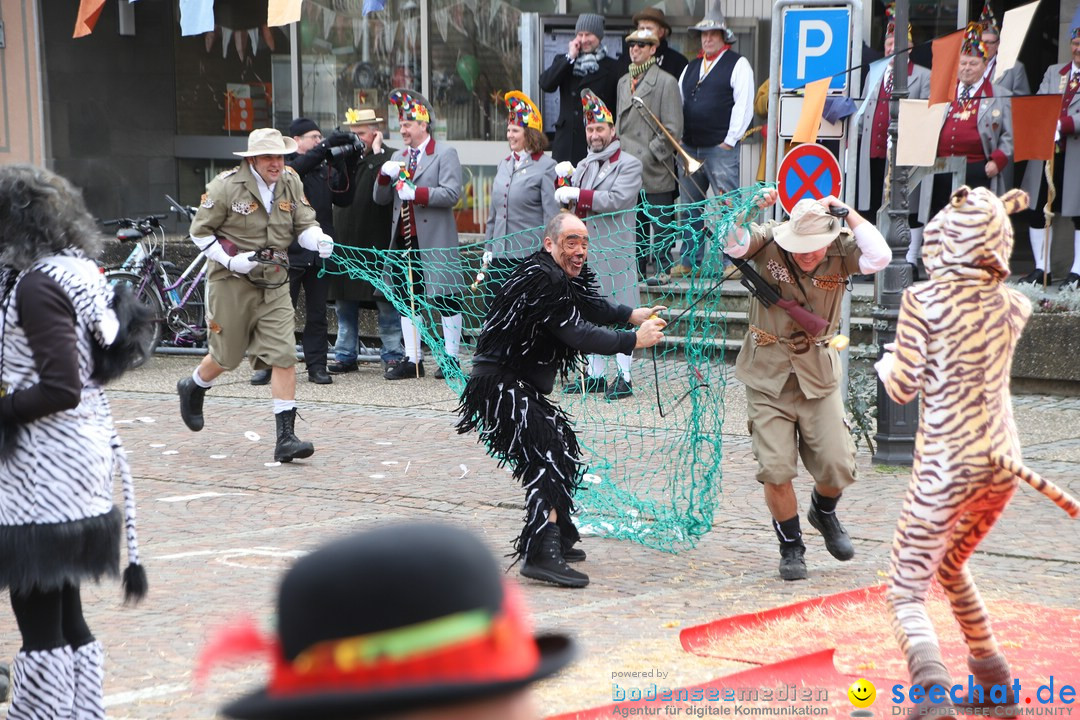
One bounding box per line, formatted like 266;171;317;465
325;130;356;148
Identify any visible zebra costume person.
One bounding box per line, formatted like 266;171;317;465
456;213;666;588
0;165;150;719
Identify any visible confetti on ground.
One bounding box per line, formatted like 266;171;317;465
245;431;261;442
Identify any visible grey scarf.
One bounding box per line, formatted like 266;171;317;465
572;44;607;77
574;139;621;189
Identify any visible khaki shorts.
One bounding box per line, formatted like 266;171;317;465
745;372;856;490
205;275;295;371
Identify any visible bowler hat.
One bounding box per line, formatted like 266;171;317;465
773;199;843;253
234;128;299;157
632;7;672;33
205;523;575;719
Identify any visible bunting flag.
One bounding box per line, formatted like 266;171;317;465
268;0;302;28
928;30;965;106
995;0;1039;82
792;77;830;144
897;100;948;166
853;58;890;128
73;0;106;38
364;0;388;15
180;0;215;36
1011;95;1063;161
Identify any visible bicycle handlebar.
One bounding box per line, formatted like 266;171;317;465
102;214;167;229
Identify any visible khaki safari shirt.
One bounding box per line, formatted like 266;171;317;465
733;221;861;400
190;161;318;284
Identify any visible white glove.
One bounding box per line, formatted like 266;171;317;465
554;186;580;205
481;251;493;265
298;229;334;258
555;160;575;179
874;351;896;384
1056;120;1062;144
397;183;416;202
316;237;334;259
381;160;402;178
201;241;259;274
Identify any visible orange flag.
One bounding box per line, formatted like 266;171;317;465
1012;95;1064;161
928;30;965;106
73;0;107;38
792;77;831;144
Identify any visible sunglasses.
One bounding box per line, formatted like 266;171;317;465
628;41;653;48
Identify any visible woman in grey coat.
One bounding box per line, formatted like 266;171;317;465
482;92;561;294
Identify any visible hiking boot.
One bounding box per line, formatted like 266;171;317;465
177;377;207;432
808;504;855;561
250;368;271;386
520;524;589;588
274;408;315;463
779;543;807;581
564;376;606;394
385;359;424;380
563;546;587;562
605;376;633;400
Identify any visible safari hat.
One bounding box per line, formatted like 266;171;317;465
343;107;384;126
773;199;843;253
632;7;672;33
204;522;576;720
625;28;660;46
233;128;298;157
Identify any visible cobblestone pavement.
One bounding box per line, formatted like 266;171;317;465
2;356;1077;718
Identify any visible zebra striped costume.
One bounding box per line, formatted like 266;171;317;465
877;187;1080;709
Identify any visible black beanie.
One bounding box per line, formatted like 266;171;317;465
288;117;321;138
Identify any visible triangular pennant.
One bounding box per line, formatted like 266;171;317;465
73;0;107;38
433;7;449;43
929;30;965;106
221;27;234;59
248;28;260;56
1012;95;1063;161
323;8;337;39
792;77;830;144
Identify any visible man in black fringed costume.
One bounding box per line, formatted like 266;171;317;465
457;212;667;588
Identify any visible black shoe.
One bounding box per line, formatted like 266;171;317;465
605;376;633;400
177;377;207;432
520;524;589;588
909;263;922;282
807;504;855;561
779;543;807;581
274;408;315;463
563;546;587;563
308;367;333;384
564;376;606;394
1060;272;1080;290
1017;269;1051;285
384;359;424;380
433;356;461;380
327;360;358;374
250;368;271;386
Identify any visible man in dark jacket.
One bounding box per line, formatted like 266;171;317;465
251;117;360;385
539;13;621;164
329;108;405;374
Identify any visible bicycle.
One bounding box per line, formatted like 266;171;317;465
102;195;209;355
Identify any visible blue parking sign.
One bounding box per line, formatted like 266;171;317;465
780;8;850;92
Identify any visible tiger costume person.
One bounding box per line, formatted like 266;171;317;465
876;186;1080;712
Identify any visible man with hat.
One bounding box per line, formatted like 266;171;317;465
329;107;406;376
1018;26;1080;288
617;28;683;284
724;189;889;581
615;7;689;80
671;7;755;279
539;13;621;164
248;116;362;387
555;89;644;400
178;127;334;463
374;89;467;381
978;1;1030;96
200;522;577;719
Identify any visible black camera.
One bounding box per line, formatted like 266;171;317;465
321;131;367;160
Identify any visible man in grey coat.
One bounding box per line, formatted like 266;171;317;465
555;89;643;400
373;89;465;380
1018;30;1080;288
616;28;683;284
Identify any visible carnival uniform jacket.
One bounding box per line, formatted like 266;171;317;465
373;138;465;299
1021;62;1080;217
330;143;397;305
539;53;621;164
571;142;643;309
483;151;560;261
616;63;684;194
734;223;862;400
856;62;931;212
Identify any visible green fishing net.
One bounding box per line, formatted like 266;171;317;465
325;184;773;552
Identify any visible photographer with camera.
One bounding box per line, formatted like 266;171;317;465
250;117;364;386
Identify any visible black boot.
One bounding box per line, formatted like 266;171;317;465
274;409;314;463
520;524;589;588
177;377;207;432
779;542;807;581
808;491;855;561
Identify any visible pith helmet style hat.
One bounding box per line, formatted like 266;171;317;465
505;91;543;131
580;88;614;126
234;128;299;157
201;522;576;720
625;28;660;46
389;88;432;124
632;7;672;33
773;199;843;253
343;107;384;126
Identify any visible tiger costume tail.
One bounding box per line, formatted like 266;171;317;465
992;453;1080;518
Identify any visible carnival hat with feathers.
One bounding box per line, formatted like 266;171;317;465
961;21;990;59
884;2;913;43
580;88;614;126
504;91;543;132
979;0;999;35
389;88;432;124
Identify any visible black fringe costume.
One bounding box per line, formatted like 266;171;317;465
456;251;636;563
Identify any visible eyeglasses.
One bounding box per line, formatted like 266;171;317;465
628;41;652;48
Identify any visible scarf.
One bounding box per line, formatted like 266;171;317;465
629;57;656;80
572;44;607;77
574;139;621;190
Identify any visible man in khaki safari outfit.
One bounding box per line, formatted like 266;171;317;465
725;190;889;581
177;128;335;463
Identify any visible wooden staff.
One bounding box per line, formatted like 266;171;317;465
1042;155;1056;292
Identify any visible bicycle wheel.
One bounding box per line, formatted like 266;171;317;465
105;270;165;355
166;280;207;347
